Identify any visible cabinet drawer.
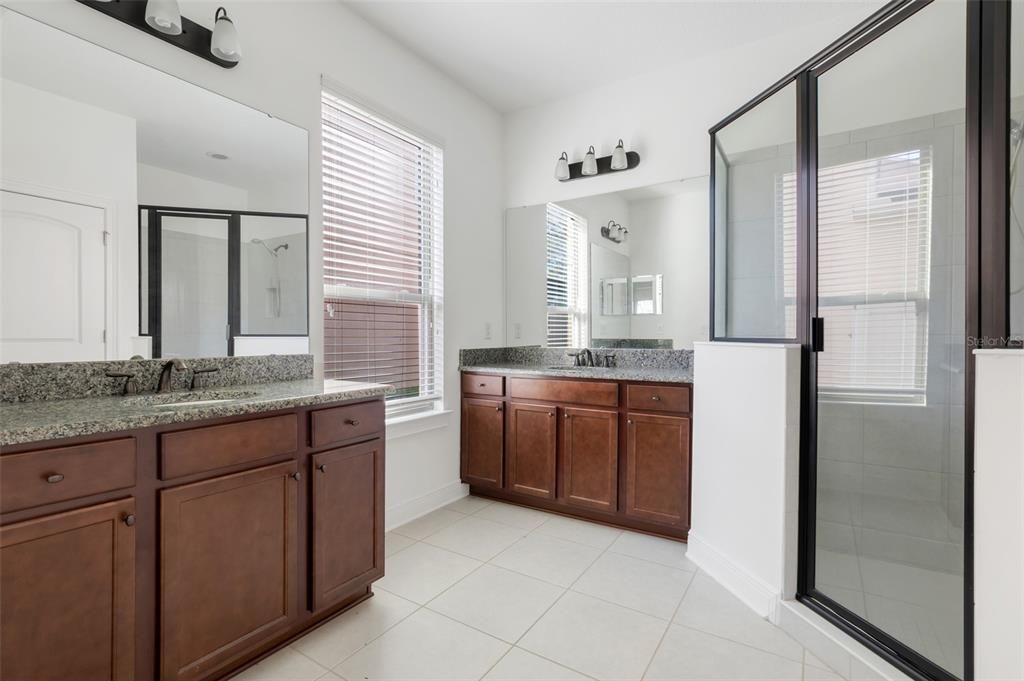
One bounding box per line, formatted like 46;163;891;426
626;384;690;414
311;400;384;448
0;438;136;513
160;414;298;480
509;378;618;407
461;373;505;397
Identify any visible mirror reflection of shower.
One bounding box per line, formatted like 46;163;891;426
251;237;288;318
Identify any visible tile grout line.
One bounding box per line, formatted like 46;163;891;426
638;562;697;680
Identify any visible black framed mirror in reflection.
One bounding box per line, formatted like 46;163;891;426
504;178;709;351
0;9;309;364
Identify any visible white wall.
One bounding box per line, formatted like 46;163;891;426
137;163;249;210
689;342;801;617
974;349;1024;681
628;179;709;348
1;77;140;358
1;0;506;523
503;8;882;209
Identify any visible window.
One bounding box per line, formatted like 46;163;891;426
321;90;444;417
545;203;587;347
782;149;933;403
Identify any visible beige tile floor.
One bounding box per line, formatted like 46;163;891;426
234;496;847;681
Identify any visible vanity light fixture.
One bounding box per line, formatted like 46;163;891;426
610;139;628;170
581;146;599;176
206;151;230;160
75;0;240;69
211;7;242;63
145;0;182;35
600;220;628;244
555;140;641;182
554;152;570;181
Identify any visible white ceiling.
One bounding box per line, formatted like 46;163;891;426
343;1;878;113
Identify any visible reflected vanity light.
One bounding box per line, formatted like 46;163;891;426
76;0;240;69
600;220;628;244
554;140;640;182
145;0;182;35
211;7;242;63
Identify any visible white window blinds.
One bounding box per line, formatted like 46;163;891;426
545;203;587;347
321;90;444;416
783;148;932;403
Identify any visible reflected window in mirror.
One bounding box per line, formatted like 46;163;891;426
546;203;588;347
631;275;663;315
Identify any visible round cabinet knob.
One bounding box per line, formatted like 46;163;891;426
564;413;570;419
627;419;633;424
291;472;302;481
45;473;65;484
479;383;487;387
345;419;361;427
651;395;661;401
548;412;554;417
123;514;136;527
495;406;502;412
317;464;327;473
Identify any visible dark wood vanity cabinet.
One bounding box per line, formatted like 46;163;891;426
506;402;558;499
561;407;618;513
460;398;504;489
311;438;384;611
160;461;299;681
461;372;691;539
0;396;387;681
1;498;136;681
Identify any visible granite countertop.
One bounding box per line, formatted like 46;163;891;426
0;379;395;447
460;364;693;384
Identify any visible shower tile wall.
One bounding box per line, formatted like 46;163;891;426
240;231;307;335
725;109;966;672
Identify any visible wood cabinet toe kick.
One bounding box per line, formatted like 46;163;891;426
461;370;692;540
0;396;387;681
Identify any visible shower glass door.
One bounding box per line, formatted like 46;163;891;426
810;1;966;678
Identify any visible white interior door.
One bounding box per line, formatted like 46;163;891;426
0;190;107;362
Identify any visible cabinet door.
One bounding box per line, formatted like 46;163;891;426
461;398;504;488
1;498;135;681
561;407;618;512
625;413;690;527
506;402;557;499
160;461;299;681
312;439;384;611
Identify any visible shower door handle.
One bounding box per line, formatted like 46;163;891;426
811;317;825;353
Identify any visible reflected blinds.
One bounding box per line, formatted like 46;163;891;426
545;203;587;348
784;149;933;402
321;90;444;414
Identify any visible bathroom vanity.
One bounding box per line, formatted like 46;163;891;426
459;353;693;540
0;360;392;681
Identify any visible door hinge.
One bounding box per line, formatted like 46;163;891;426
102;231;111;246
102;329;107;343
811;317;825;353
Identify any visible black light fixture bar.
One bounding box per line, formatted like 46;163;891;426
74;0;238;69
563;151;641;181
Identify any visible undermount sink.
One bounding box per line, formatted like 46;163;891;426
545;365;588;370
122;389;259;409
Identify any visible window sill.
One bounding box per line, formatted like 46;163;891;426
386;409;452;440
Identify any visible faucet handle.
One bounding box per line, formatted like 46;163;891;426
190;367;220;391
106;371;140;396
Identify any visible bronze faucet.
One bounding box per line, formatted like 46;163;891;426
157;359;190;393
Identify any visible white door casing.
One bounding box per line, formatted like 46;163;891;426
0;190;108;362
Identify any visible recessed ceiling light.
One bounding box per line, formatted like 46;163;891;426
206;152;230;160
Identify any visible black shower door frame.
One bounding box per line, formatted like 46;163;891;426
709;1;1015;680
140;205;310;358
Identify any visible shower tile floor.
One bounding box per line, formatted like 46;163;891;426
234;496;848;681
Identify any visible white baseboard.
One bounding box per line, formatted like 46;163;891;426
385;479;467;531
685;531;780;619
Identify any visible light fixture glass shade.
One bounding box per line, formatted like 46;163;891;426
610;139;628;170
554;152;570;181
145;0;182;35
581;146;598;176
211;7;241;62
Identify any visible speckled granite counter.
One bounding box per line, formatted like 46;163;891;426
460;364;692;384
0;379;394;447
